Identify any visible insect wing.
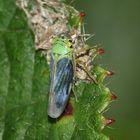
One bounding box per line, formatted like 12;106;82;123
48;57;73;118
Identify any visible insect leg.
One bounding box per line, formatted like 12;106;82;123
77;62;98;84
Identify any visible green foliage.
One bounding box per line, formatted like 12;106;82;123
0;0;112;140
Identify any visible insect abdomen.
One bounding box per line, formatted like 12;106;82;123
48;57;73;118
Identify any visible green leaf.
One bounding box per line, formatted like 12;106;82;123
0;1;111;140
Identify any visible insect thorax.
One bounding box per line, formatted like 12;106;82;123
51;38;73;60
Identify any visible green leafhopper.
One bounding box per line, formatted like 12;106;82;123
48;37;74;118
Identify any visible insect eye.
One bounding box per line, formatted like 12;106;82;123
67;39;73;48
69;45;73;48
69;39;72;43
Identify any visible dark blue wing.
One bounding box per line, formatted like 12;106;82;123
48;57;73;118
54;58;73;107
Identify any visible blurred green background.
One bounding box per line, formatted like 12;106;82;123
74;0;140;139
